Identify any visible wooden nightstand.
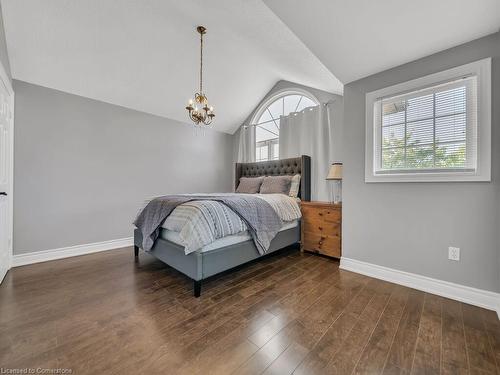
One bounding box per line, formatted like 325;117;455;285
300;201;341;258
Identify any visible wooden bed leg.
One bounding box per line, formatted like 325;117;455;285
134;245;139;257
193;280;201;298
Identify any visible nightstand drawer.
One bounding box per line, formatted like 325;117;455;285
302;232;341;257
302;220;340;236
302;206;341;223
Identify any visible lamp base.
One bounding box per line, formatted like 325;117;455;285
329;180;342;204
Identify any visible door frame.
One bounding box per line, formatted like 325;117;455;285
0;58;14;280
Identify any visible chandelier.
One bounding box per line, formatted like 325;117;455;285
185;26;215;126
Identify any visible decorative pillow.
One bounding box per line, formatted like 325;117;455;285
236;176;264;194
259;175;292;195
288;174;301;198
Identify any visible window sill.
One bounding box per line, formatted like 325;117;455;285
365;170;490;183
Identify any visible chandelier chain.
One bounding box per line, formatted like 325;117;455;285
199;30;203;94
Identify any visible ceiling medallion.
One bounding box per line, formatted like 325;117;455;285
185;26;215;127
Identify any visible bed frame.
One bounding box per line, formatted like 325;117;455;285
133;155;311;297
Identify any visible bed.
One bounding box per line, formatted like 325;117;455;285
133;155;311;297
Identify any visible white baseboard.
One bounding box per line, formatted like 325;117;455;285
12;237;134;267
340;257;500;319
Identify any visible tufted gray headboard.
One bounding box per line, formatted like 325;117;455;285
235;155;311;201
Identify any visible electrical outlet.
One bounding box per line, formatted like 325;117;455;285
448;247;460;261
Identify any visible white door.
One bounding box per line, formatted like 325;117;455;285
0;66;13;284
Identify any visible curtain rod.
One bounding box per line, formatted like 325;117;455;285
242;99;336;129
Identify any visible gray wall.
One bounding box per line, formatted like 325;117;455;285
343;32;500;292
13;80;233;254
0;2;11;82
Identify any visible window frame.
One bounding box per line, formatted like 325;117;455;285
251;88;319;162
256;139;279;162
365;58;491;183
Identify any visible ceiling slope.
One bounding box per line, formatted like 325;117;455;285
1;0;342;134
264;0;500;83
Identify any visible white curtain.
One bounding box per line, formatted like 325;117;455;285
279;105;333;201
237;125;255;163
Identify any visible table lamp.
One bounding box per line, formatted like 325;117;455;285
326;162;343;204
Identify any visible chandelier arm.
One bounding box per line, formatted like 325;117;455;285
189;111;199;125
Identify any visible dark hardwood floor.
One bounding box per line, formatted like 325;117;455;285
1;247;499;375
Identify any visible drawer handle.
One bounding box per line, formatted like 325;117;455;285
318;212;323;216
318;226;323;230
318;241;323;245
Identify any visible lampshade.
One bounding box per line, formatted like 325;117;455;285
326;162;343;180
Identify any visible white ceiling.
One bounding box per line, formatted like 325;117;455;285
263;0;500;83
1;0;342;134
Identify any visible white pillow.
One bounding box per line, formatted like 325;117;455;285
288;174;301;198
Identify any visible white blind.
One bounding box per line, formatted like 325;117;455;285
373;76;477;174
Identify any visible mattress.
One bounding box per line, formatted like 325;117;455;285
160;220;299;253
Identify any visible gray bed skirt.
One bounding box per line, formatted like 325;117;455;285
134;225;300;297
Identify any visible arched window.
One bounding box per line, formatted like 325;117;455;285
252;90;318;161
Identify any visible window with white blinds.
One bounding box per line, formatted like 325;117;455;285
375;77;476;174
365;58;491;182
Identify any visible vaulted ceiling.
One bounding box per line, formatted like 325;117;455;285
2;1;500;134
263;0;500;83
1;0;342;134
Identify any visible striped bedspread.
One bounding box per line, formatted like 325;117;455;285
161;193;301;254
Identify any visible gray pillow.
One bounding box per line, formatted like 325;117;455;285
236;176;264;194
260;175;292;195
